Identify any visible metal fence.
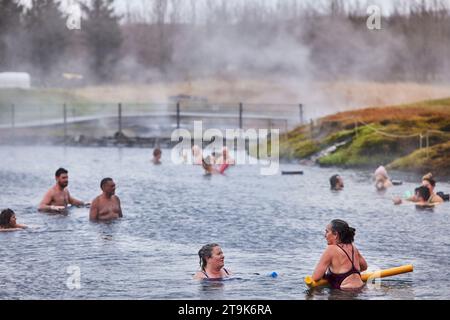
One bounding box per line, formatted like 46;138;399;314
0;101;305;139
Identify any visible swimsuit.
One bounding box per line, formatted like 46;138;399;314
202;268;230;280
324;245;361;289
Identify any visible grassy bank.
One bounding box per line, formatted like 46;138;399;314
282;98;450;175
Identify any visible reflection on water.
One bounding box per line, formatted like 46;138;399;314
0;146;449;299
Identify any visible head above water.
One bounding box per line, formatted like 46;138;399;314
55;167;68;188
330;174;344;190
326;219;355;245
153;148;162;157
0;208;16;228
416;185;431;202
198;243;223;271
100;178;115;195
374;166;389;179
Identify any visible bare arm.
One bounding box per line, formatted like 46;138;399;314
0;228;24;232
38;189;64;212
312;247;332;282
89;198;99;221
38;189;54;211
68;190;85;207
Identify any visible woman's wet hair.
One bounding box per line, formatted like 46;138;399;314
198;243;220;271
0;208;15;228
330;219;355;244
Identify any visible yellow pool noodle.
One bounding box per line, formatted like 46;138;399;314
304;264;414;288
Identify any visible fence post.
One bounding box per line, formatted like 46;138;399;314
419;134;423;149
239;103;243;129
284;119;288;141
11;104;15;129
63;103;67;144
11;104;15;138
426;132;430;159
118;103;122;134
177;102;180;129
299;104;304;125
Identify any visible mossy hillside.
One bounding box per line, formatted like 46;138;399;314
283;97;450;173
388;141;450;175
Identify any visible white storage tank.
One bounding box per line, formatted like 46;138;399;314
0;72;31;89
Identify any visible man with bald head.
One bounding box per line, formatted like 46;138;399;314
89;178;123;221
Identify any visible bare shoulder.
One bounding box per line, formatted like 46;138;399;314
194;271;207;280
112;195;121;202
91;196;101;205
325;245;339;253
46;187;56;196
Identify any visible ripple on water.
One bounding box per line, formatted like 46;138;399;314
0;146;449;299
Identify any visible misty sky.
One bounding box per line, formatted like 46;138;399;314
17;0;397;16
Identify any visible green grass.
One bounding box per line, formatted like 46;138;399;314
283;96;450;173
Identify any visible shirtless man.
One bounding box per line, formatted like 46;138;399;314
39;168;87;213
89;178;123;221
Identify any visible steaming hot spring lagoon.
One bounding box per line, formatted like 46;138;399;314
0;145;449;299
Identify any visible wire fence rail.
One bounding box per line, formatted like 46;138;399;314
318;116;450;159
0;102;306;142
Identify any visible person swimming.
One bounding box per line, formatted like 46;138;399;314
393;185;432;206
39;168;89;213
152;148;162;165
374;166;393;191
312;219;368;290
194;243;232;280
89;178;123;222
215;147;235;165
330;174;344;190
421;174;444;204
0;209;27;232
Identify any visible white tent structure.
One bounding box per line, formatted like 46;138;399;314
0;72;31;89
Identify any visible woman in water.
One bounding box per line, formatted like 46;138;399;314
374;166;393;191
312;219;367;290
0;209;27;232
194;243;232;280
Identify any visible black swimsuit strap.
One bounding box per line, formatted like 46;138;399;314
337;244;356;268
203;268;229;278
